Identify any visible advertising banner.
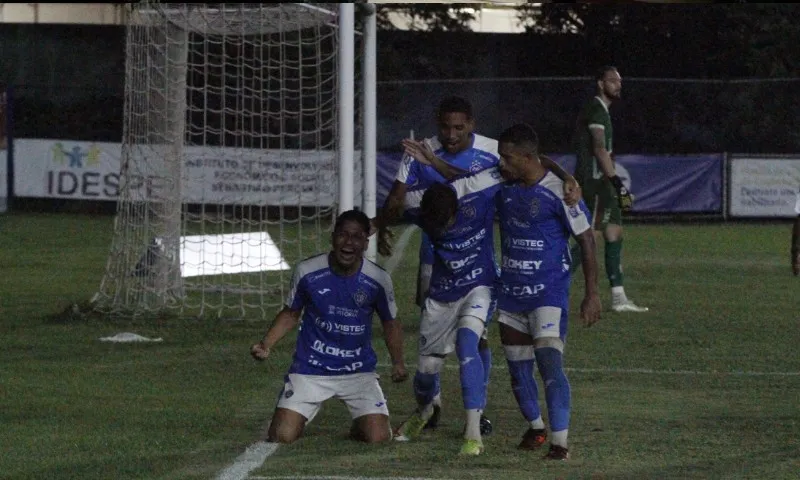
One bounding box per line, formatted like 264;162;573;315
728;155;800;218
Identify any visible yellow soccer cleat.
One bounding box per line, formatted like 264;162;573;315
459;438;484;456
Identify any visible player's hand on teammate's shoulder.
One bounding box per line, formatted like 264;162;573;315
250;341;270;361
579;292;601;327
562;179;582;207
391;363;408;383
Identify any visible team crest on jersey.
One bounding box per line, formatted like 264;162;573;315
530;198;540;217
461;204;476;218
353;288;369;307
568;205;581;218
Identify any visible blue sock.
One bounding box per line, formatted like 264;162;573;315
535;347;570;432
479;342;492;410
413;371;439;407
455;328;485;410
506;358;541;422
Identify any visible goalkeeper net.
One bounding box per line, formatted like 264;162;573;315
93;2;363;319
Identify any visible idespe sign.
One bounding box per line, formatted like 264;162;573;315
12;139;359;205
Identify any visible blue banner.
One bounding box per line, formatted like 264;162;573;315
376;152;723;214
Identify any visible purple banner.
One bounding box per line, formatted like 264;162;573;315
376;152;723;214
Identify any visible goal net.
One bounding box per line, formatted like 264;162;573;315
93;2;363;319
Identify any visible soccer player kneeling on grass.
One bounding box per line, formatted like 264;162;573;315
250;210;408;444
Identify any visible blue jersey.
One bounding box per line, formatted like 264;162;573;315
404;168;504;303
496;171;592;312
396;134;499;265
285;254;397;376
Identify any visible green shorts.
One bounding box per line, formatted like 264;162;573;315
581;178;622;229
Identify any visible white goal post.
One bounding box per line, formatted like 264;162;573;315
92;2;377;319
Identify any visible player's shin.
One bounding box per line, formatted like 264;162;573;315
504;344;542;424
456;327;485;440
535;347;571;447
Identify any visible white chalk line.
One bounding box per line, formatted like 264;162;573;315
214;226;418;480
251;477;449;480
376;362;800;377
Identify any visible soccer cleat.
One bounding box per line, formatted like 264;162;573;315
517;428;547;450
479;414;493;436
544;444;570;461
611;300;649;312
459;438;484;456
422;404;441;430
393;409;431;441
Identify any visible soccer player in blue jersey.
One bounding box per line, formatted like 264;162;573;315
377;96;580;434
392;174;504;456
404;124;601;460
250;210;408;444
493;124;601;460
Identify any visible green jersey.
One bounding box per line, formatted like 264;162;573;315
574;96;613;183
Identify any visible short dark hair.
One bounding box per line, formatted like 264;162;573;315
596;65;618;81
334;209;370;235
498;123;539;154
437;96;473;120
420;183;457;238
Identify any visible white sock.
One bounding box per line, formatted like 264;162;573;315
611;286;627;302
419;402;435;421
432;393;442;407
529;416;545;430
464;409;482;440
551;429;568;448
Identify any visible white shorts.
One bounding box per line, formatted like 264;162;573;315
497;306;565;341
419;285;493;356
276;372;389;421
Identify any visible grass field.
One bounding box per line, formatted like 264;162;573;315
1;212;799;480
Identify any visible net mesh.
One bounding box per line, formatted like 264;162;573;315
93;2;361;319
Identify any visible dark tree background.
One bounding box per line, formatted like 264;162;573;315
0;3;796;153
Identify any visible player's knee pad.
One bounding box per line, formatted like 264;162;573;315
533;336;564;353
503;344;535;362
417;355;445;375
457;314;485;338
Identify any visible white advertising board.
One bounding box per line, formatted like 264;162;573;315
12;138;361;206
729;156;800;218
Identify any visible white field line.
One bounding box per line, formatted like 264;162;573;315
214;226;417;480
252;477;449;480
377;362;800;377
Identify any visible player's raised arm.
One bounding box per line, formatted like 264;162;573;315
574;229;601;326
401;138;467;180
251;306;302;360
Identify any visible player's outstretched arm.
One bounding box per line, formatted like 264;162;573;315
251;307;302;361
575;229;601;326
792;214;800;276
540;155;581;206
401;138;466;180
371;181;409;257
381;318;408;382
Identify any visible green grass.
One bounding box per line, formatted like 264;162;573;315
1;213;799;479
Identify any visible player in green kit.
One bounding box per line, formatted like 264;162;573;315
572;66;648;313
